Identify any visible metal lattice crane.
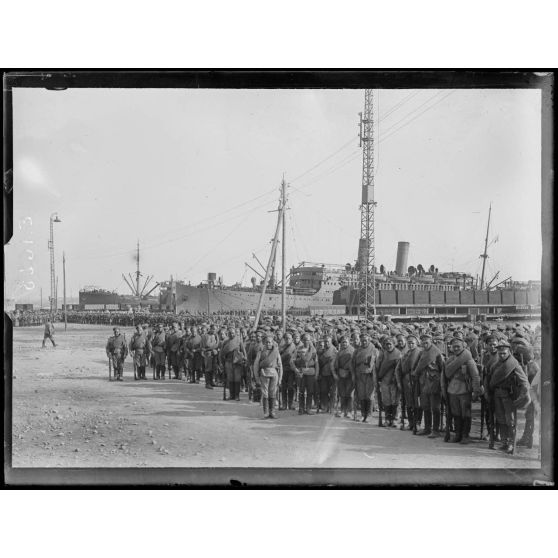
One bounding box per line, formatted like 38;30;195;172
358;89;377;319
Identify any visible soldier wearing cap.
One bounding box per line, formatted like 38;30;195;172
166;322;183;379
395;333;421;431
151;323;167;379
186;326;203;383
129;324;151;380
253;334;283;418
395;334;407;353
201;324;219;389
486;341;531;453
317;335;338;413
334;335;355;417
375;337;401;427
219;327;246;401
352;332;377;422
294;333;319;415
412;332;445;437
442;337;482;443
245;330;263;401
106;327;128;381
279;331;298;410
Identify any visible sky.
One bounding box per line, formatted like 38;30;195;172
5;86;542;304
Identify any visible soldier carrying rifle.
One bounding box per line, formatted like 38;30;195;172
106;327;128;382
129;324;151;380
441;337;483;444
487;340;531;454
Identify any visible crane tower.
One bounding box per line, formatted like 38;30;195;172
357;89;377;318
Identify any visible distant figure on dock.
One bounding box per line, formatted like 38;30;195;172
42;319;56;348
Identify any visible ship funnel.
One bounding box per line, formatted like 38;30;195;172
395;242;410;275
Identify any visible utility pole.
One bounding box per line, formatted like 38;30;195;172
253;182;285;330
358;89;377;319
281;177;287;331
136;239;141;297
479;203;492;290
63;252;67;330
55;276;59;314
40;287;43;309
48;212;61;316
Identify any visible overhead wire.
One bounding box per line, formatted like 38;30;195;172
379;90;456;144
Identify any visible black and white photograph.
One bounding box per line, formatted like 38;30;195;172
3;71;553;486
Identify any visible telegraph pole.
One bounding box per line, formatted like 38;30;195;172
63;252;67;330
281;177;287;331
358;90;377;319
479;203;492;290
253;182;285;330
136;239;141;297
48;212;61;316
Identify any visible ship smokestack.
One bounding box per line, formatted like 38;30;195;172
395;242;410;276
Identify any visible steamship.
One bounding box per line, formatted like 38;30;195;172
158;241;541;319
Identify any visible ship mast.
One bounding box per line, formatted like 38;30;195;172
253;180;286;330
479;203;491;290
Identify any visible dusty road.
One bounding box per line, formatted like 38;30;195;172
10;324;541;471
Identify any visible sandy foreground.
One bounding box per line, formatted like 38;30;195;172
9;324;542;479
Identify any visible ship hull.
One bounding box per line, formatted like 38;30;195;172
162;284;337;313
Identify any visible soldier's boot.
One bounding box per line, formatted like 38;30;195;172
416;408;423;428
428;410;441;438
298;393;305;415
498;425;510;451
287;389;295;410
280;387;288;410
451;417;463;443
417;411;431;435
262;398;269;419
305;393;314;415
269;398;277;419
406;406;414;431
361;399;368;423
460;416;472;444
391;405;398;426
517;425;534;448
235;381;241;401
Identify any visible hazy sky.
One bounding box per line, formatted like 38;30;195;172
6;87;541;303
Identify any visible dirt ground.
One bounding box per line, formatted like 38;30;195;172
10;324;541;471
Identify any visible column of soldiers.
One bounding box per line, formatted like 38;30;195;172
101;316;540;455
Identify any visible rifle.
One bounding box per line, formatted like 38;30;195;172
376;381;384;427
443;381;451;443
410;376;417;434
487;390;496;449
152;355;156;380
511;408;518;455
222;364;227;400
132;351;138;380
479;362;486;440
399;391;406;430
108;357;112;381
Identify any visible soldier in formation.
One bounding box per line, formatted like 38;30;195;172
253;334;283;418
93;313;541;457
106;327;128;381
